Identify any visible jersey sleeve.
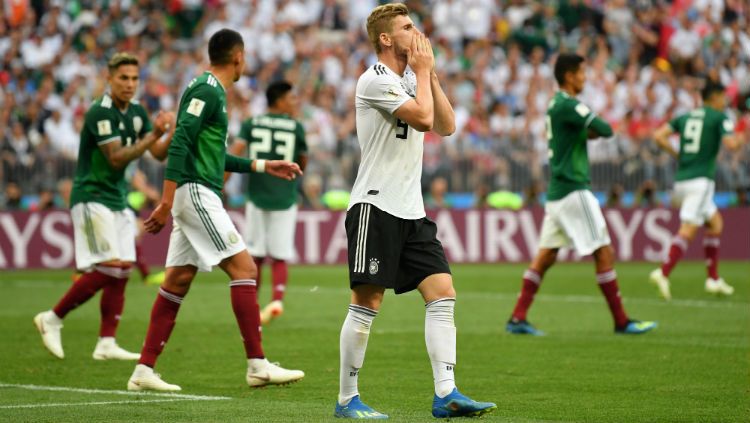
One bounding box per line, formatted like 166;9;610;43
562;99;612;136
296;121;307;157
668;115;685;133
165;83;220;182
138;106;153;138
84;106;121;145
562;99;594;128
237;119;253;142
359;73;412;114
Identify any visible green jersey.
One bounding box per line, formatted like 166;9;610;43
165;71;252;197
669;106;734;181
70;94;152;211
238;113;307;210
545;91;612;201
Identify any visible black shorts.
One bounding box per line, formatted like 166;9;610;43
346;203;451;294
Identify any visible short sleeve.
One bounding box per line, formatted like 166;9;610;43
296;122;307;155
138;106;153;138
668;115;684;133
237;119;253;142
562;99;596;128
359;73;412;115
84;106;121;145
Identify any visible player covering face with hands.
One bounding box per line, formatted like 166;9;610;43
333;4;496;419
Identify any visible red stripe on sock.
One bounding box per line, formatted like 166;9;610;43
230;283;264;359
53;270;111;318
139;288;182;368
271;259;288;302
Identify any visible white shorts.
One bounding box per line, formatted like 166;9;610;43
71;203;136;271
539;190;611;256
244;202;297;261
165;183;246;272
673;177;717;225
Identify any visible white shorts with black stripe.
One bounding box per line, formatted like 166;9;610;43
538;189;611;256
166;183;246;272
673;177;717;225
70;202;136;271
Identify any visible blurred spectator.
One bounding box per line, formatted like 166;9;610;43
1;181;22;210
0;0;748;211
425;176;451;209
633;180;661;208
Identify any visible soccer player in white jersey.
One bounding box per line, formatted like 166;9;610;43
333;4;496;419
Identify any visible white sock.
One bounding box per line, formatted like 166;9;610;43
425;298;457;398
338;304;377;406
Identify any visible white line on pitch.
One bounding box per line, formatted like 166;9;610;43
287;286;750;309
0;383;231;401
0;398;204;410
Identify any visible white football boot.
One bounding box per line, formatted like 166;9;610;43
260;300;284;325
127;364;182;391
93;337;141;360
33;311;64;359
705;277;734;296
649;268;672;301
246;358;304;387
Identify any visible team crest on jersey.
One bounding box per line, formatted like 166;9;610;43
133;116;143;133
228;232;239;244
368;258;380;275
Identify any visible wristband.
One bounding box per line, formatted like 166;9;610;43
254;159;266;173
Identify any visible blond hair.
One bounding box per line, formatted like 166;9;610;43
366;3;409;54
107;52;139;73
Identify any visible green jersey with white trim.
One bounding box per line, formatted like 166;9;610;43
545;91;598;201
165;72;233;197
669;106;734;181
238;113;307;210
70;94;152;211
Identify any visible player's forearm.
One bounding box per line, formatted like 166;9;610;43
148;130;174;162
411;70;434;131
109;131;162;169
655;136;678;158
158;179;177;208
430;72;455;136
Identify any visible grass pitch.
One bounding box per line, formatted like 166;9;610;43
1;262;748;422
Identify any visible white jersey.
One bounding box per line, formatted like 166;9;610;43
349;62;425;219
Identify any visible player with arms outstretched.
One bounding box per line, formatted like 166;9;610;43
506;53;657;336
230;80;307;324
126;29;304;392
649;82;745;299
34;53;174;360
333;4;496;419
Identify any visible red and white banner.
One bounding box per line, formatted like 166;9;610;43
0;208;748;270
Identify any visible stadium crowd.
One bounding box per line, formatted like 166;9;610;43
1;0;749;211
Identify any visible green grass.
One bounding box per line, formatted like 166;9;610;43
1;262;748;423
